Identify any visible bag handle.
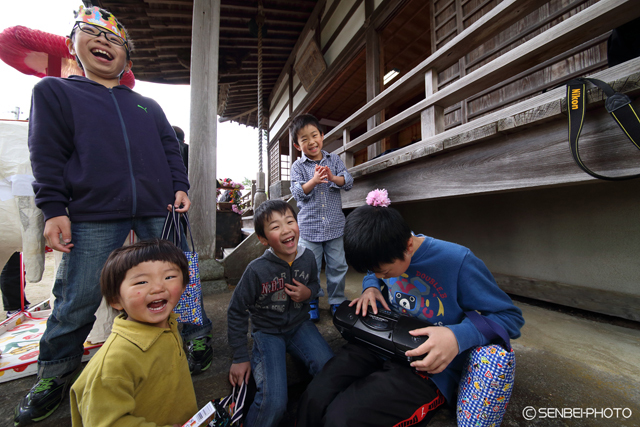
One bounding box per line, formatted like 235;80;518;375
161;206;180;246
161;206;195;251
219;381;247;425
180;211;196;252
465;311;511;351
566;77;640;181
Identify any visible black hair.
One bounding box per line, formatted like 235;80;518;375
254;200;297;239
344;205;412;273
289;114;323;144
100;238;189;306
68;7;134;69
172;126;185;142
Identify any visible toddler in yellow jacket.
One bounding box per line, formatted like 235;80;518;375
70;239;198;427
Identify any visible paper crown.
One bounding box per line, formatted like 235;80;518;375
75;5;127;42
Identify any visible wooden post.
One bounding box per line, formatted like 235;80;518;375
189;0;220;259
420;69;444;139
365;0;381;160
341;128;354;168
289;131;296;172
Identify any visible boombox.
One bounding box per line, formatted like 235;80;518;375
332;300;433;364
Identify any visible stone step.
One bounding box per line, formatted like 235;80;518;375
242;215;254;229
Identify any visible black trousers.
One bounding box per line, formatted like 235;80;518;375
1;252;28;311
297;343;445;427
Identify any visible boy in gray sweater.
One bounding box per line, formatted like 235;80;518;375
227;200;334;427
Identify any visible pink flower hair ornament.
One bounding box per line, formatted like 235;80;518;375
366;189;391;207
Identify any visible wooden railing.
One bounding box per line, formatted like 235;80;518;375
326;0;640;170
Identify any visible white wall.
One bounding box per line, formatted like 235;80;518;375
395;180;640;295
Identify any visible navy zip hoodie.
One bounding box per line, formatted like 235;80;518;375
28;75;189;222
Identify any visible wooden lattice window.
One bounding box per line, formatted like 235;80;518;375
269;143;280;184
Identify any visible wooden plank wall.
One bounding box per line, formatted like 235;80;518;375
435;0;607;129
266;0;374;189
342;60;640;204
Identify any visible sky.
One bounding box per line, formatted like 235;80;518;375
0;0;262;187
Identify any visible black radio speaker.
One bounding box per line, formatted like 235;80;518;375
332;300;433;364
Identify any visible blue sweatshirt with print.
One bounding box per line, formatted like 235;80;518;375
28;76;189;222
362;235;524;403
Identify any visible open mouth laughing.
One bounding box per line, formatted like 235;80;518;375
91;48;113;60
147;299;168;313
282;236;296;248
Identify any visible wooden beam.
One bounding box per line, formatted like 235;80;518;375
345;60;640;179
189;0;220;259
145;9;193;18
420;69;443;139
341;128;353;168
219;106;259;123
143;0;192;4
340;65;640;207
322;0;551;146
494;274;640;322
321;0;364;55
266;0;328;108
336;0;640;155
365;1;381;160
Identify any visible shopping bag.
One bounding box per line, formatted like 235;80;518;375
182;382;247;427
210;381;247;426
161;208;204;325
457;311;515;427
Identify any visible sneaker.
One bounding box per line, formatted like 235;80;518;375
309;299;319;322
14;366;81;426
5;306;29;319
330;304;341;316
186;334;213;375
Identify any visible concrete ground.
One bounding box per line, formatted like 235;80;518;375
1;264;639;426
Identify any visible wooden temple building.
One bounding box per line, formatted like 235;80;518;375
96;0;640;321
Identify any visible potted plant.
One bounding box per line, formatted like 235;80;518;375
216;178;246;214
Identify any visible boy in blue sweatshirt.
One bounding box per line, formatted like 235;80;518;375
297;193;524;427
15;7;211;425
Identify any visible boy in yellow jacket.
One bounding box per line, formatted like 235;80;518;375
70;239;197;427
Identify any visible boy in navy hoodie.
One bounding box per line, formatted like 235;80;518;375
297;190;524;427
15;6;211;425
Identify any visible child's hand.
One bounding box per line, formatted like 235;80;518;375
229;362;251;386
43;216;74;253
405;326;459;374
169;190;191;213
350;287;390;316
285;278;312;302
322;165;334;182
311;164;329;185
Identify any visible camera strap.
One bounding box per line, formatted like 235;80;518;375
566;77;640;180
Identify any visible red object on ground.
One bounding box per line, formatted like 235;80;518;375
0;25;135;88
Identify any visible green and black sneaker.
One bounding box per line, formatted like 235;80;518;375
14;366;81;426
186;333;213;375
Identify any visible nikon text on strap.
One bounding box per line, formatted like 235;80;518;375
566;77;640;180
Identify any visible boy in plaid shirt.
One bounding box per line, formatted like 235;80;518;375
289;114;353;320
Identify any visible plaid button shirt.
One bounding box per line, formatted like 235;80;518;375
290;150;353;242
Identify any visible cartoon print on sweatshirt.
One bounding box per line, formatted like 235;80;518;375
256;268;311;312
386;273;446;321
